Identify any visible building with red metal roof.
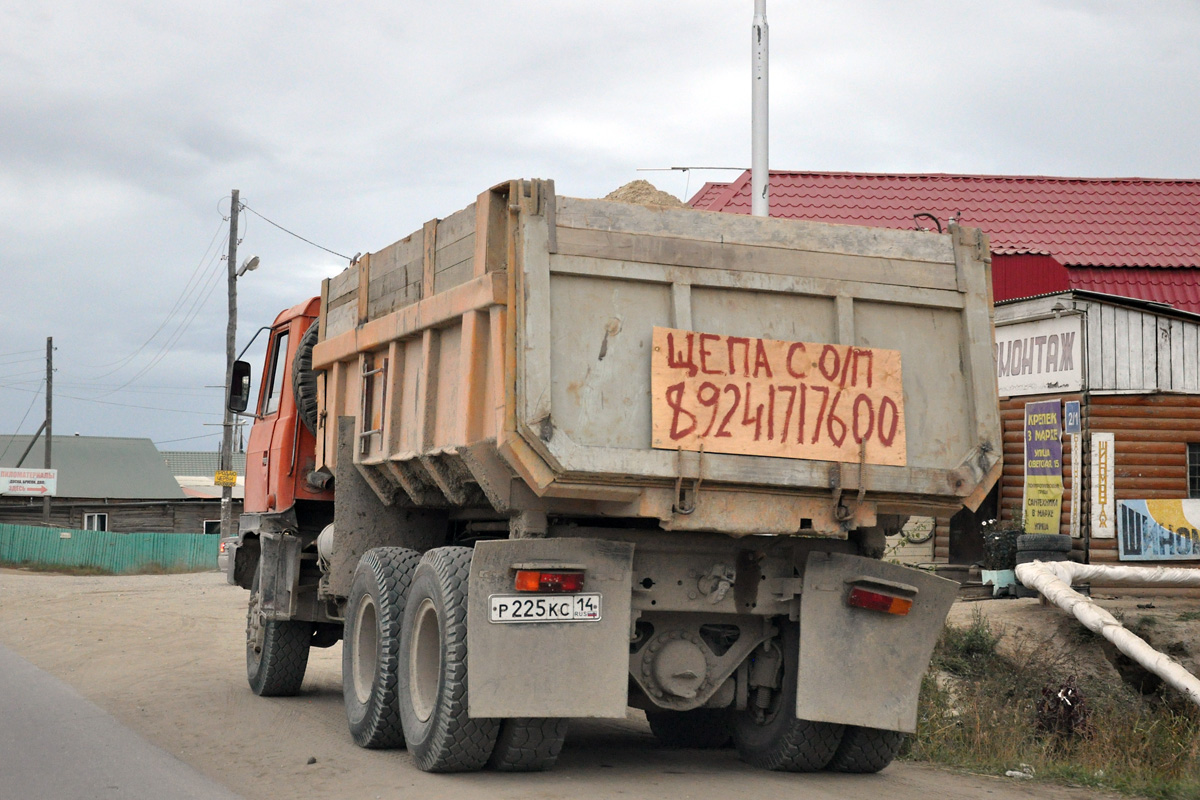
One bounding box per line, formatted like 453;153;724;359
690;171;1200;312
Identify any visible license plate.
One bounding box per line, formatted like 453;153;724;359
488;593;602;623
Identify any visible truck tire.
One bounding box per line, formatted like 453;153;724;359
246;564;313;696
1016;549;1070;565
488;718;569;771
398;546;499;772
647;708;732;749
293;319;320;436
826;726;906;773
343;547;421;749
732;623;844;771
1017;534;1073;553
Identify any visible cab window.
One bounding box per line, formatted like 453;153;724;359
262;331;289;416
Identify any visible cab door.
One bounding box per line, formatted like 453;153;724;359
244;326;290;513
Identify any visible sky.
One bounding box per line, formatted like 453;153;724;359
2;0;1199;455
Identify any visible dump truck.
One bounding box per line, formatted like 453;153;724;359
224;178;1002;774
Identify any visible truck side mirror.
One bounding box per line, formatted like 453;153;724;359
228;360;253;414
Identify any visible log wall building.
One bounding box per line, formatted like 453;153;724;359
992;291;1200;566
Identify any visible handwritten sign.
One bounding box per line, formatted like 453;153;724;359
650;327;906;465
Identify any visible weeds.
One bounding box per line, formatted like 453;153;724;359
906;613;1200;799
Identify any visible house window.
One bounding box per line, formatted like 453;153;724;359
1190;444;1200;499
203;520;221;535
84;513;108;532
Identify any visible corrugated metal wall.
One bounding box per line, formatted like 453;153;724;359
0;524;218;573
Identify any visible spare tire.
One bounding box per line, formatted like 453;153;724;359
293;319;320;435
1017;533;1073;553
1016;549;1070;565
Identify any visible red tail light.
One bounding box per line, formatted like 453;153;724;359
514;570;584;593
847;586;913;616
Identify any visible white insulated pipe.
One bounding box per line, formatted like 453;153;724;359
751;0;769;217
1015;561;1200;707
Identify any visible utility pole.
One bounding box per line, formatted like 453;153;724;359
221;191;240;540
43;336;52;523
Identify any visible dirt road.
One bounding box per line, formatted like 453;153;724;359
0;568;1127;800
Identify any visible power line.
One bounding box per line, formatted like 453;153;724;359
0;383;219;416
0;380;44;462
154;432;222;445
93;249;227;398
240;202;352;260
91;221;229;376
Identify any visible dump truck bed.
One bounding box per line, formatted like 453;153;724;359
311;179;1001;536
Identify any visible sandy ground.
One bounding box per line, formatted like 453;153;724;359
0;568;1144;800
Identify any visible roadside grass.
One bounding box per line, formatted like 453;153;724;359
0;559;205;576
904;610;1200;799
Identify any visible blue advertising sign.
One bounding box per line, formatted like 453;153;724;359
1118;500;1200;561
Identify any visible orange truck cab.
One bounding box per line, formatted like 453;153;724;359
221;296;334;599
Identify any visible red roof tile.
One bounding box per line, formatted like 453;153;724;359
689;171;1200;268
1069;267;1200;313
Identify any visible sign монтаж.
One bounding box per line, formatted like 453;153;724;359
994;316;1082;397
1023;400;1063;535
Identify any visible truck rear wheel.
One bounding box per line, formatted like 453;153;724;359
246;564;313;696
488;718;569;771
827;725;906;773
647;708;732;749
398;546;499;772
343;547;421;748
731;623;844;771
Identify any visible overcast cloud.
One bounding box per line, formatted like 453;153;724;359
2;1;1198;453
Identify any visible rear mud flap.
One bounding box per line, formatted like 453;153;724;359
258;531;302;622
796;552;957;732
467;538;634;718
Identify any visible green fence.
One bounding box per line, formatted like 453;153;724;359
0;524;219;574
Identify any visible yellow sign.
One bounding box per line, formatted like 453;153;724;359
214;470;238;487
650;327;906;465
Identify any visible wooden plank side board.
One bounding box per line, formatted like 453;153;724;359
555;196;955;265
555;226;957;292
433;233;476;295
325;302;357;340
312;271;508;369
435;202;477;250
327;266;359;304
